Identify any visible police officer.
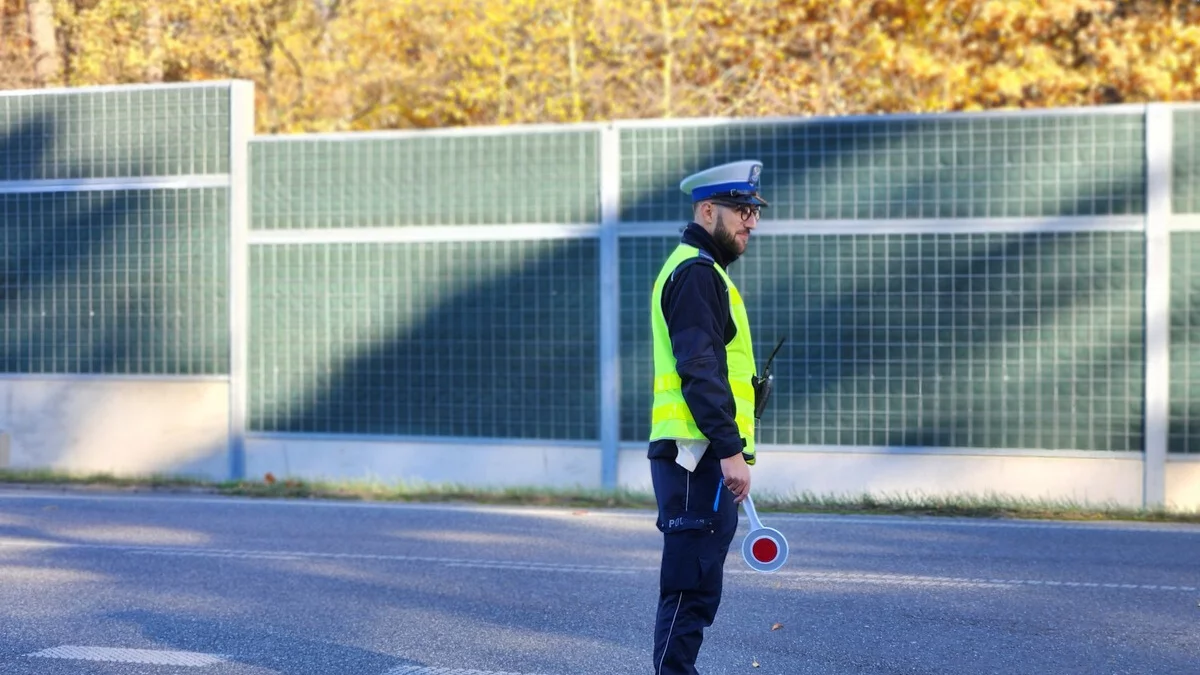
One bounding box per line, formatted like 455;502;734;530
648;160;767;675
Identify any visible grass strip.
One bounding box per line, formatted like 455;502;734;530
1;468;1196;524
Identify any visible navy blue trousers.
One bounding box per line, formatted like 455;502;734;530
650;456;739;675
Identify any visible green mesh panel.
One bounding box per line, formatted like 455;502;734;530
1174;109;1200;214
1169;231;1200;453
0;85;231;180
251;130;599;228
0;189;229;374
620;114;1145;222
621;232;1144;452
250;239;599;439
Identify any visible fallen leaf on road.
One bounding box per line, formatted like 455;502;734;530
771;622;783;631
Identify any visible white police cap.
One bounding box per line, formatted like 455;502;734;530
679;160;768;206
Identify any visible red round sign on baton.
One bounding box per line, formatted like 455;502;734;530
751;536;779;563
741;494;788;573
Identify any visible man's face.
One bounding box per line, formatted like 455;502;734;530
711;202;759;256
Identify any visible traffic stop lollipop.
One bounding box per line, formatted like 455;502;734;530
740;493;788;573
741;335;789;573
736;334;790;573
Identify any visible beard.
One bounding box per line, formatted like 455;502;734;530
713;212;745;257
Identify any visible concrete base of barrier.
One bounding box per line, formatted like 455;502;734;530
1165;459;1200;512
610;445;1199;513
243;435;602;491
4;397;1198;514
0;377;230;479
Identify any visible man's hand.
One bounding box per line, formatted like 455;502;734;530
720;452;751;504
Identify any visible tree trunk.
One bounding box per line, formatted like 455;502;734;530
144;1;164;82
0;0;14;66
26;0;60;85
659;0;673;117
566;3;583;122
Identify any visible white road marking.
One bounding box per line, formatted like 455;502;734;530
1;537;1194;594
24;645;224;666
0;538;644;575
764;513;1200;535
2;490;1197;536
384;662;549;667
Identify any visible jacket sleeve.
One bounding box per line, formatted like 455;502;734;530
660;261;744;460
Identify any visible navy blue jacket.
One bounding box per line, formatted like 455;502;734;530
647;223;746;463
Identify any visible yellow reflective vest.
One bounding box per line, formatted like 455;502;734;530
649;243;757;464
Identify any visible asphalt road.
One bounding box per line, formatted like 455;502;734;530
0;489;1196;675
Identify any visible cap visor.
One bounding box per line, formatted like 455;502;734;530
716;195;768;207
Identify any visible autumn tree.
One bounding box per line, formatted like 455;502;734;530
2;0;1197;132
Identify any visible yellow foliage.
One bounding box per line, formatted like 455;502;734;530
3;0;1197;132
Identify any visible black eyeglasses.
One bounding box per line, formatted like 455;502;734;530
712;201;761;222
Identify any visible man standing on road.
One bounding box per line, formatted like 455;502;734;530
647;160;767;674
